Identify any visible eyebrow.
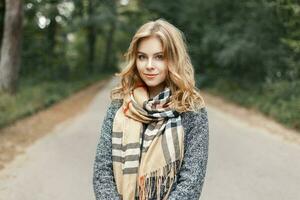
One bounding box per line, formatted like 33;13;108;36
137;51;163;55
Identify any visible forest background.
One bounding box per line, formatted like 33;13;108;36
0;0;299;132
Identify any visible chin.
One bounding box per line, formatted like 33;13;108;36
144;82;157;87
142;80;160;87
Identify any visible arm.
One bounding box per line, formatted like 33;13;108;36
168;108;209;200
93;100;122;200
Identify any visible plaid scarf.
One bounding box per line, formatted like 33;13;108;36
112;85;185;200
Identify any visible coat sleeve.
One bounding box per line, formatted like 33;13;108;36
93;100;122;200
168;108;209;200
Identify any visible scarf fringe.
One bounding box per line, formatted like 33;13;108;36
138;159;181;200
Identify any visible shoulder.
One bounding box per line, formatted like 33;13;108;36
181;107;208;126
105;99;123;119
110;98;123;109
180;107;209;137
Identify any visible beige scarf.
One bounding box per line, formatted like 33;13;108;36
112;85;185;200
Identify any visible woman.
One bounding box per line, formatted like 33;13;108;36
93;18;209;200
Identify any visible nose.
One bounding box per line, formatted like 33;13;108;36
145;57;155;70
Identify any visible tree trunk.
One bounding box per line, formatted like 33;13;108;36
0;0;5;49
0;0;23;94
74;0;84;17
46;0;58;78
102;0;117;72
47;12;57;58
87;0;96;73
102;20;116;71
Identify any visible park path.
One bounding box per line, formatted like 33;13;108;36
201;106;300;200
0;77;300;200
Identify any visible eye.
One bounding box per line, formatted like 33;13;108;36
137;54;146;60
155;54;164;60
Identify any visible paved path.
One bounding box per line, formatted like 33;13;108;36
201;105;300;200
0;77;300;200
0;78;117;200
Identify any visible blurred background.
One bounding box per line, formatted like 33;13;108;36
0;0;299;132
0;0;300;199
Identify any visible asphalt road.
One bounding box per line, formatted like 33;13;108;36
0;77;300;200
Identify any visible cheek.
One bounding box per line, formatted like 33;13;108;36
161;63;168;76
153;60;166;72
136;60;143;72
136;64;144;78
136;60;148;71
163;67;169;82
162;70;168;80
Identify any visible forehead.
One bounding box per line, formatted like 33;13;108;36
137;36;163;54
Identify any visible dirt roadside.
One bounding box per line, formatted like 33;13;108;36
202;91;300;145
0;80;299;171
0;78;111;171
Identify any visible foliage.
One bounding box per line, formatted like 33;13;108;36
0;0;299;130
204;78;300;131
0;72;111;128
140;0;299;131
20;0;125;80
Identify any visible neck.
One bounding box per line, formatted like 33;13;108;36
148;84;166;99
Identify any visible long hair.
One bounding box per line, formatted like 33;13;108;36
111;18;205;112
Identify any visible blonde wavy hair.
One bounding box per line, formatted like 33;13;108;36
111;18;205;112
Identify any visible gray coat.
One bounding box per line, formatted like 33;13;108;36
93;99;209;200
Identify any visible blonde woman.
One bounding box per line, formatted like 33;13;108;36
93;18;209;200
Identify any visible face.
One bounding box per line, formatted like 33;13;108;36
136;36;168;98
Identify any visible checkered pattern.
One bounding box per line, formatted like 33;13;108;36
111;87;185;199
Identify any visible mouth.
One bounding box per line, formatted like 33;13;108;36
144;73;158;78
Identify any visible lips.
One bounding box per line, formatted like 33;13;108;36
144;73;158;78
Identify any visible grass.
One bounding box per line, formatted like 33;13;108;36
0;72;112;129
198;76;300;132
